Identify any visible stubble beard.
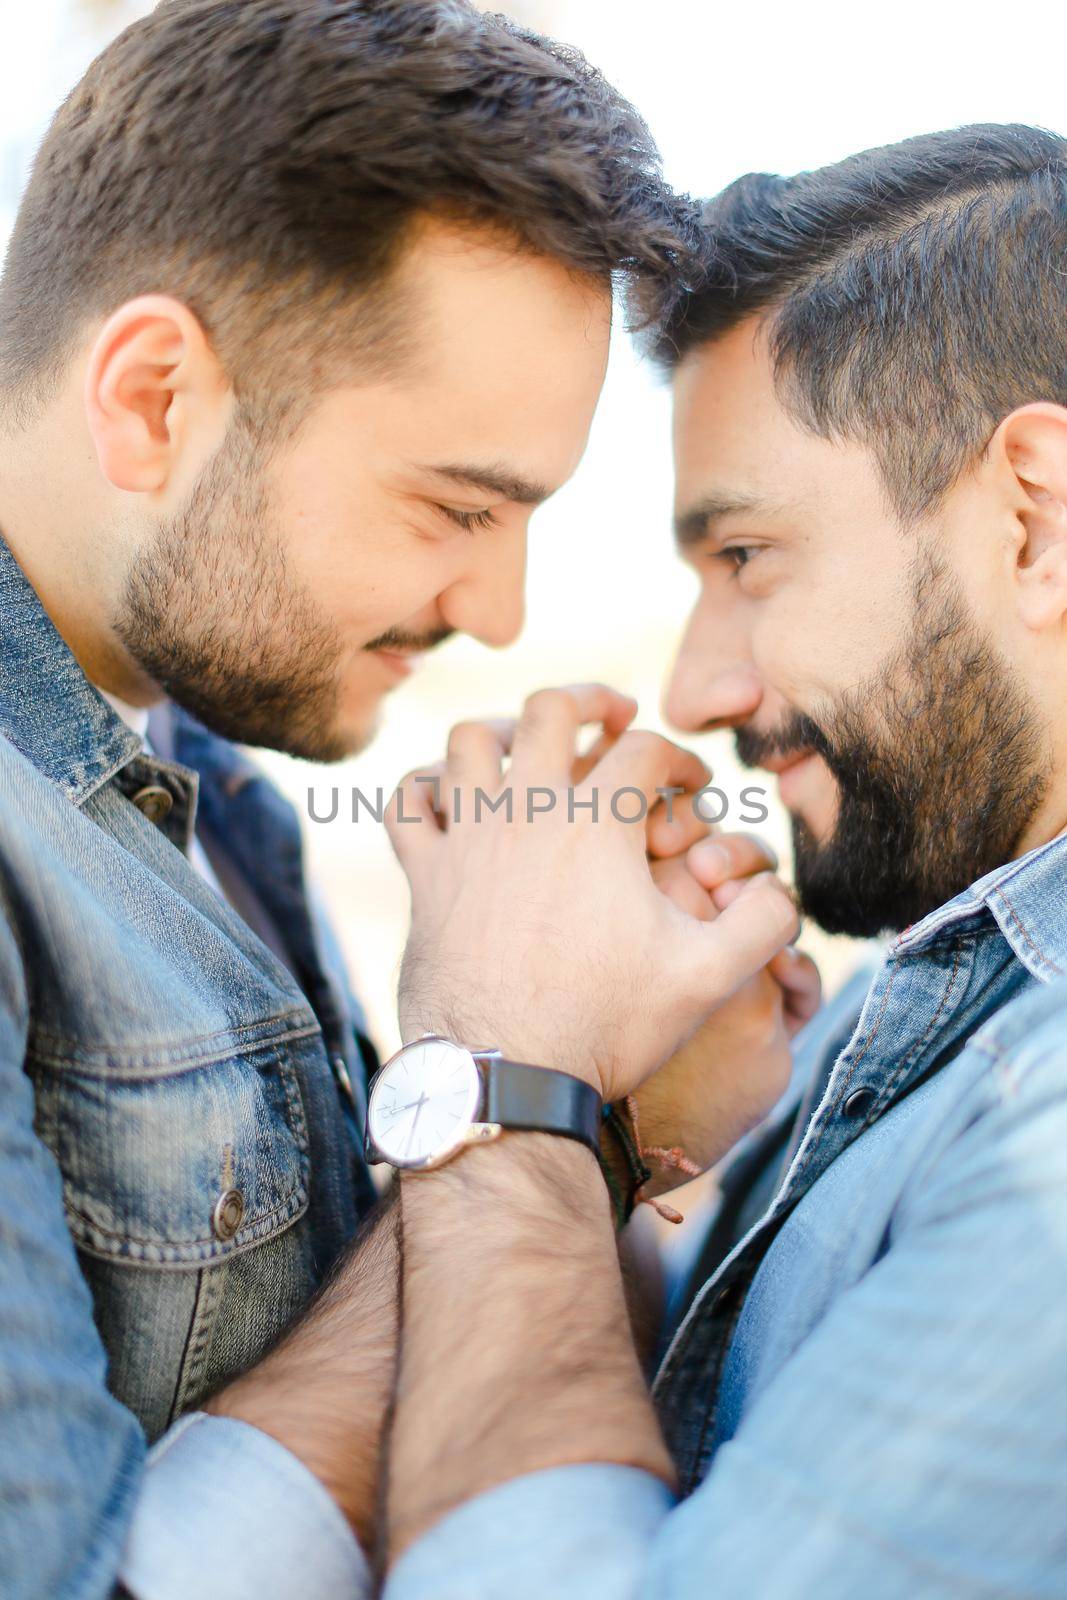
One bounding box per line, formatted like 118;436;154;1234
114;416;353;762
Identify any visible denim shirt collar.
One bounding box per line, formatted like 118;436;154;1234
890;829;1067;985
0;531;143;804
770;831;1067;1220
654;829;1067;1483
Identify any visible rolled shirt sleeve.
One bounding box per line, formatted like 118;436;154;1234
120;1413;372;1600
386;1465;673;1600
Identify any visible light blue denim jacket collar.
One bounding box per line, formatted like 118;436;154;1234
892;828;1067;982
0;530;271;847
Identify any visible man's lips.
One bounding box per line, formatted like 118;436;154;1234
758;748;816;777
371;648;423;681
755;747;821;810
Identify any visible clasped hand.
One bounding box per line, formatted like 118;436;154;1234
387;684;816;1171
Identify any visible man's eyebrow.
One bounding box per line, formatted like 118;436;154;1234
674;492;767;548
423;462;552;506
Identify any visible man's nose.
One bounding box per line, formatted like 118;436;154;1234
664;620;763;733
439;527;527;649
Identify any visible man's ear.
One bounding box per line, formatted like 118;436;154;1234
993;402;1067;632
83;295;230;495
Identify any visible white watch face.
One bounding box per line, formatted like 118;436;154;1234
367;1038;481;1168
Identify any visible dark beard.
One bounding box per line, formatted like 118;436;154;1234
736;560;1049;937
115;416;350;763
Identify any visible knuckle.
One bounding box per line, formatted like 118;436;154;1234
447;720;491;753
523;687;575;723
619;728;663;761
395;765;439;801
762;883;800;938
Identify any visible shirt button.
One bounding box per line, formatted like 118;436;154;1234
212;1187;246;1241
843;1086;876;1119
711;1281;739;1315
131;784;173;824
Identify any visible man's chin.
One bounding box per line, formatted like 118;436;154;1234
256;678;389;763
339;694;388;756
180;696;380;765
791;820;906;939
277;711;381;765
795;880;901;939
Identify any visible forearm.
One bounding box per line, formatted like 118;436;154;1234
205;1191;399;1554
387;1135;676;1561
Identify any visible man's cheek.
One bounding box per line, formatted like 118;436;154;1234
754;606;846;708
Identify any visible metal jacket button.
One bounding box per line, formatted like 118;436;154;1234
212;1188;245;1241
131;784;173;823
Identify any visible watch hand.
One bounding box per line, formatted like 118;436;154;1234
404;1092;429;1157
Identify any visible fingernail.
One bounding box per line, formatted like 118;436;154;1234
693;840;729;876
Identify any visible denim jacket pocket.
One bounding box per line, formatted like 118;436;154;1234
28;1015;314;1267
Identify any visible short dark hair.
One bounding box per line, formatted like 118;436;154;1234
646;124;1067;521
0;0;693;419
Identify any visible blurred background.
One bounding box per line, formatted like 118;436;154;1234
3;0;1066;1070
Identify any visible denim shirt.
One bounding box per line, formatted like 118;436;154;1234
0;531;376;1597
386;832;1067;1599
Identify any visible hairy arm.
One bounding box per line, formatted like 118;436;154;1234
382;687;798;1566
387;1136;673;1559
206;1191;399;1557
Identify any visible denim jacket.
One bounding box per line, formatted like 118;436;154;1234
0;531;376;1596
386;832;1067;1599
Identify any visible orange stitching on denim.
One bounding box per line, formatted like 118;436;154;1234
874;943;963;1109
839;962;898;1083
995;886;1064;977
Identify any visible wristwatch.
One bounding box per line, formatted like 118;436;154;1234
364;1034;603;1172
